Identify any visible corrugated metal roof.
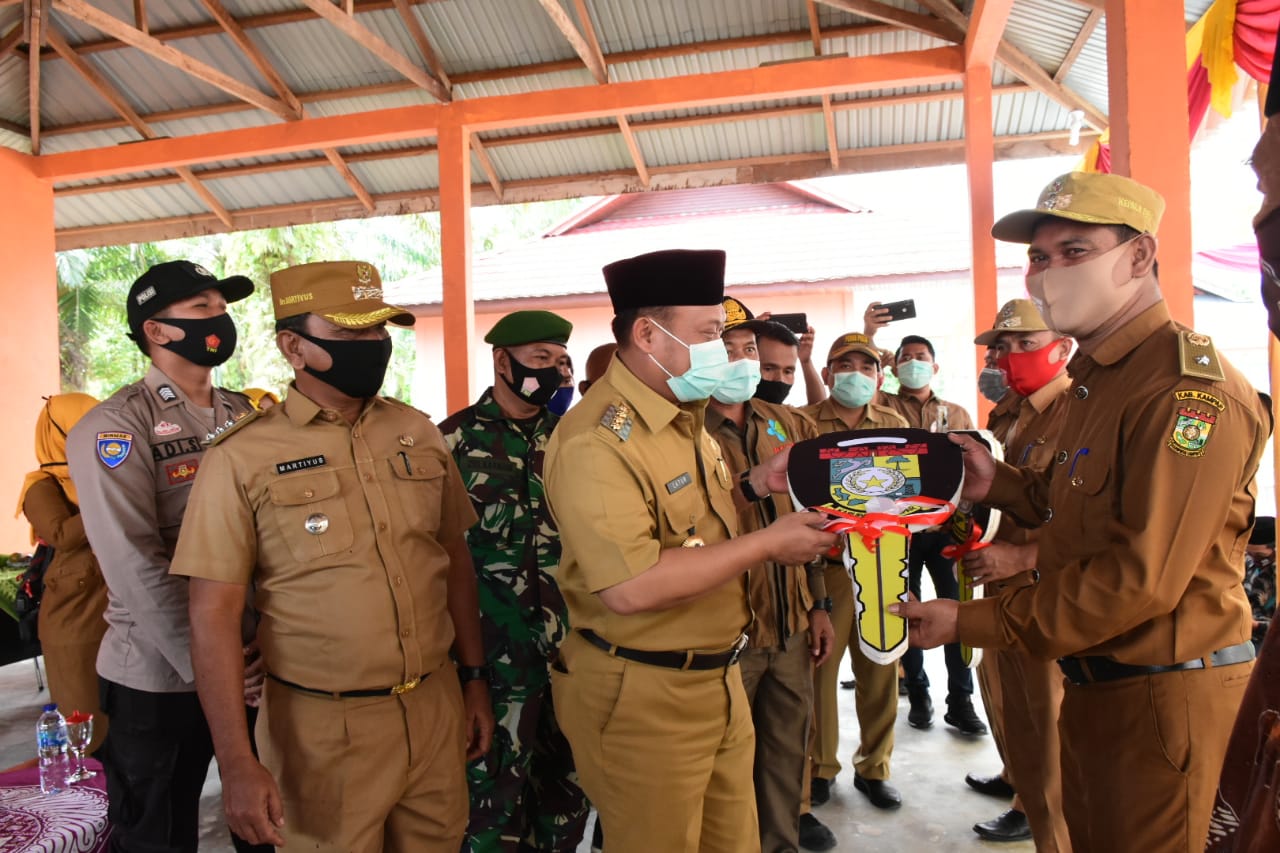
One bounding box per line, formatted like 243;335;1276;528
0;0;1221;244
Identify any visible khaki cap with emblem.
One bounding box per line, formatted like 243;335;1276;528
270;261;415;328
826;332;880;364
974;298;1051;346
991;171;1166;244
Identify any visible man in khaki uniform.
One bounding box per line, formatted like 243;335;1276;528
897;172;1266;852
803;332;909;811
544;249;837;853
174;261;495;851
706;297;835;852
67;260;258;853
963;300;1073;848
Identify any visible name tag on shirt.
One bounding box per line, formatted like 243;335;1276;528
666;472;692;494
276;455;327;474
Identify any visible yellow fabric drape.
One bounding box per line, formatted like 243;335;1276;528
1199;0;1240;120
16;393;99;534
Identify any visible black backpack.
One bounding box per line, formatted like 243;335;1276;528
13;543;53;647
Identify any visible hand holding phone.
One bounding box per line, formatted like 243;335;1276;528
768;313;808;335
880;299;917;322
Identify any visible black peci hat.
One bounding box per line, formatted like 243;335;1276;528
602;249;726;312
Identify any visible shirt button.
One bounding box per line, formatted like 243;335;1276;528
1070;476;1084;487
353;430;360;439
378;521;388;532
322;411;339;422
401;628;411;637
1034;436;1046;445
1055;450;1068;464
395;576;403;586
302;489;314;498
1075;386;1089;399
363;473;373;482
1042;507;1054;523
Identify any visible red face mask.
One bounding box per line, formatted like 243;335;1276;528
997;340;1067;396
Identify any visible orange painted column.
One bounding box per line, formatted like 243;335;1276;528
0;148;60;550
435;121;475;417
964;65;999;425
1105;0;1194;326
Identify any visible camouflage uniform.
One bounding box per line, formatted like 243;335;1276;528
440;388;588;852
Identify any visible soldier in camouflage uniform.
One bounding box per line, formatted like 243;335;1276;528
440;310;589;852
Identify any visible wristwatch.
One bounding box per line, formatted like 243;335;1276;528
456;664;492;685
810;597;834;613
738;470;766;502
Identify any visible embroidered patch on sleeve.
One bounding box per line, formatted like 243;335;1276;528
96;432;134;469
1167;405;1217;457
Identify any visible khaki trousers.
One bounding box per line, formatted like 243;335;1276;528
976;652;1007;770
996;647;1069;852
552;631;760;853
739;634;813;853
257;667;468;852
1058;662;1253;852
812;563;897;781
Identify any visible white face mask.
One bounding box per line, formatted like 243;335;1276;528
830;370;877;408
1026;238;1138;338
711;358;763;404
648;320;732;402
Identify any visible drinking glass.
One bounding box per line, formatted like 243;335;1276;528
65;712;95;782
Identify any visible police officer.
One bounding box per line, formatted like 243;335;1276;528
66;260;257;853
174;261;495;851
896;172;1266;851
544;249;837;853
705;296;835;852
801;332;909;812
440;310;589;852
964;299;1074;848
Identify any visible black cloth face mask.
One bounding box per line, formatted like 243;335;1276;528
753;378;792;405
502;350;562;408
296;331;393;399
155;314;238;367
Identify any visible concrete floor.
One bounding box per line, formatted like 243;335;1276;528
0;650;1033;852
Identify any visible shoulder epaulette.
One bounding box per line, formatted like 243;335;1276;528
210;408;264;446
599;402;633;441
1178;330;1225;382
381;396;433;419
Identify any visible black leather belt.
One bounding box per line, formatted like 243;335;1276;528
267;671;428;699
1057;641;1255;685
578;629;747;671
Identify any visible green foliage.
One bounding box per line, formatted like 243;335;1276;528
55;198;588;405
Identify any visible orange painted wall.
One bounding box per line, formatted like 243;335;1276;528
0;149;60;551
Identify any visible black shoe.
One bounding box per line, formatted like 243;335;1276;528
973;809;1032;842
840;677;856;690
944;696;989;736
964;772;1015;799
898;678;908;696
853;773;902;810
591;814;604;852
810;776;831;807
798;813;838;851
906;687;933;729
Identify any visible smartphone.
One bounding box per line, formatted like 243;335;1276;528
879;299;917;322
769;312;808;335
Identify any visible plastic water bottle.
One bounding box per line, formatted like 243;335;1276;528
36;703;71;795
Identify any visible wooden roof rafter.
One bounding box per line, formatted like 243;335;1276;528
536;0;651;187
27;0;46;154
806;0;841;169
390;0;451;93
45;26;233;226
38;21;900;138
197;0;375;212
912;0;1108;128
296;0;451;103
54;128;1096;252
1055;8;1103;84
52;0;295;120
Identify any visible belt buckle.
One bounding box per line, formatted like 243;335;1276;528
728;634;748;666
390;676;420;695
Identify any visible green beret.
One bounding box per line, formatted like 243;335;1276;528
484;310;572;347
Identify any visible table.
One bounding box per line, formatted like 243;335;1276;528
0;758;109;852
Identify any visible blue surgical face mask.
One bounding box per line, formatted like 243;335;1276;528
896;358;933;390
830;370;877;409
648;320;732;402
711;358;762;404
547;386;574;415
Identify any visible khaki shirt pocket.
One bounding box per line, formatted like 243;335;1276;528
1059;452;1111;540
388;453;446;535
661;488;708;547
268;471;354;562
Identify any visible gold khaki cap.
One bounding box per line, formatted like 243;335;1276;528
270;261;415;329
974;299;1050;345
826;332;880;364
991;171;1165;244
